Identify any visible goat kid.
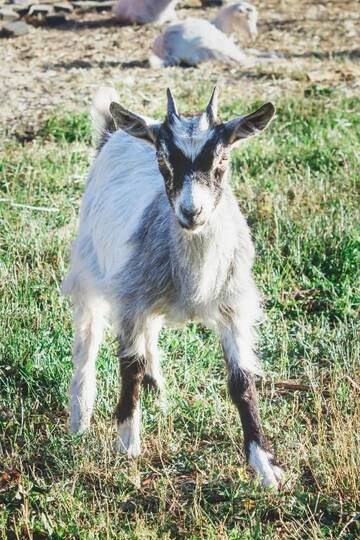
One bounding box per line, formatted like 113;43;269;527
113;0;179;25
63;87;283;489
150;2;257;68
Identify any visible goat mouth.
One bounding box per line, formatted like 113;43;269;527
178;219;206;232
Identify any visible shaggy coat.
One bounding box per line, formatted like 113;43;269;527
63;87;283;489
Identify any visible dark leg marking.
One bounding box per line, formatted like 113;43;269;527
115;354;145;424
227;368;268;459
142;373;160;394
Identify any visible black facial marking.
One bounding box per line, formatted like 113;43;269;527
156;120;229;208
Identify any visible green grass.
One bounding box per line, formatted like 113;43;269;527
0;89;359;539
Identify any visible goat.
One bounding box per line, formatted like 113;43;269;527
62;86;283;489
113;0;179;25
150;2;257;68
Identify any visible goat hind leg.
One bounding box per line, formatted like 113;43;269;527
69;296;106;434
143;317;164;393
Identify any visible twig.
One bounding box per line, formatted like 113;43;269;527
0;199;58;213
256;379;331;397
338;513;359;538
344;374;360;392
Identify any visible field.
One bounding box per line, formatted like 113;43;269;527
1;1;359;538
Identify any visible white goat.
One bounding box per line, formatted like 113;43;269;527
150;2;257;67
113;0;179;25
63;86;284;489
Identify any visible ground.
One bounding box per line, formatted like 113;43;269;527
0;0;359;538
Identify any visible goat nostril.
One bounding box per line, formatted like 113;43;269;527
180;205;202;219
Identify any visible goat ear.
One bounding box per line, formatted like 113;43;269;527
224;102;275;145
109;102;160;145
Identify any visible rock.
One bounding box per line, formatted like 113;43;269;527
45;12;67;25
54;3;73;13
28;4;54;16
71;1;114;13
11;2;31;16
201;0;223;5
94;1;115;12
0;8;20;22
1;20;30;37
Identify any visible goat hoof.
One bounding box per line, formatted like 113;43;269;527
69;412;91;435
117;418;141;457
248;442;284;490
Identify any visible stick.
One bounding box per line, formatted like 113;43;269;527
256;379;331;397
0;199;58;212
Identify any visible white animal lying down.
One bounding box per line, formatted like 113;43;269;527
113;0;179;25
150;2;258;67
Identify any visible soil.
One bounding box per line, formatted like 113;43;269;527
1;0;359;138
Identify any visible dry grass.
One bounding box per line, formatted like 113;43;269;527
0;1;359;538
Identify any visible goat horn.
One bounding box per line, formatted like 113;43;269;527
206;86;219;125
166;88;179;120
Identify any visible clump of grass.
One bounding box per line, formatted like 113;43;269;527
38;112;91;144
0;89;359;539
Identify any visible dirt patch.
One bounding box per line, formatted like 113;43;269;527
1;0;359;137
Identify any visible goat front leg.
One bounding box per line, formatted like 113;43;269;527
221;321;283;489
115;334;145;457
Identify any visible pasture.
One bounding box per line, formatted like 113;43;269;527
0;0;359;538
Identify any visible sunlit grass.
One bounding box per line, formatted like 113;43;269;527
0;89;359;539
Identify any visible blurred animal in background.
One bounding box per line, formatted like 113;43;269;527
150;2;258;67
201;0;224;5
113;0;179;25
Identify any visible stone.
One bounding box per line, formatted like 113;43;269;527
94;1;115;12
28;4;54;16
0;8;20;22
11;2;31;16
201;0;223;5
1;20;30;37
45;12;67;25
71;1;114;13
54;3;73;13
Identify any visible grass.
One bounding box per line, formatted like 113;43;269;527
0;88;359;539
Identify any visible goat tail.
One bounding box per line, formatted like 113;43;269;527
90;86;119;150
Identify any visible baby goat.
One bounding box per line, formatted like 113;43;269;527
63;87;283;489
150;2;257;67
113;0;179;25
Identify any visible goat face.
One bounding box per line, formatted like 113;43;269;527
109;88;275;233
155;114;230;232
231;2;258;41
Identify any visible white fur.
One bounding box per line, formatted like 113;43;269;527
214;2;257;40
171;114;212;160
249;442;283;489
69;294;108;434
145;317;164;389
90;86;119;145
75;132;162;280
117;405;141;457
174;179;215;230
150;2;257;68
113;0;179;25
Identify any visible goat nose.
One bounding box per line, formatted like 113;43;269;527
180;205;202;220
